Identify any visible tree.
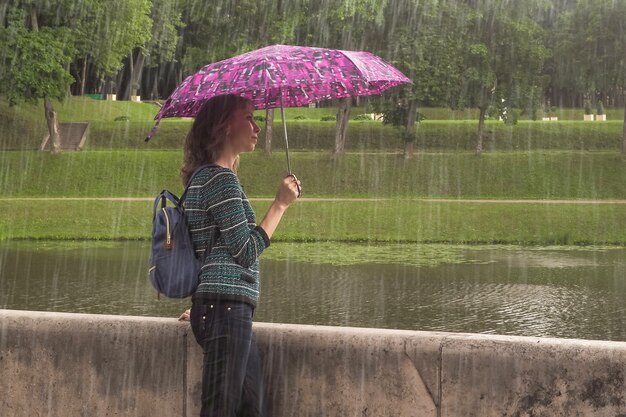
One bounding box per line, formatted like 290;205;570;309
92;0;152;95
457;0;550;154
380;103;424;158
16;0;152;98
118;0;183;100
178;0;260;76
384;0;464;157
257;0;301;157
0;6;75;154
301;0;387;157
553;0;626;153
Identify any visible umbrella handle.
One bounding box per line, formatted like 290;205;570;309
287;174;301;198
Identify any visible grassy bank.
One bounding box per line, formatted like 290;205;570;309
1;199;624;245
3;98;624;247
1;150;625;199
2;97;624;151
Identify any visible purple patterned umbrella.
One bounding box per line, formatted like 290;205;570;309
146;44;411;174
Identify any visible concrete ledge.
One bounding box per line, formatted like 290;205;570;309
1;309;625;416
0;310;188;416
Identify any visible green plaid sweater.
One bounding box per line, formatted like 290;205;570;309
185;166;270;307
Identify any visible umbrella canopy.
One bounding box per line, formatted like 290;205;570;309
146;44;411;186
147;44;411;139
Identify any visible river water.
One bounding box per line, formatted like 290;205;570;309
1;240;624;341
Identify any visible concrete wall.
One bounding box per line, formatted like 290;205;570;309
1;309;625;417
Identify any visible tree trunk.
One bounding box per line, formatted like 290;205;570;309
333;98;352;157
115;68;125;99
80;57;87;96
476;105;487;155
622;98;626;155
125;50;145;100
404;99;418;159
66;62;71;96
33;12;61;155
404;142;414;159
150;69;159;100
265;108;274;156
176;67;183;85
341;99;351;140
44;97;62;154
116;55;131;101
29;5;38;31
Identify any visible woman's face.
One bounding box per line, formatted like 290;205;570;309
228;103;260;153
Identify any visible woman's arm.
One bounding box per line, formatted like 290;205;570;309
202;170;269;267
259;175;301;239
203;171;300;267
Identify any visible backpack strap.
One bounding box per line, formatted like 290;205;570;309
153;164;217;216
180;164;218;203
152;190;181;220
179;163;220;261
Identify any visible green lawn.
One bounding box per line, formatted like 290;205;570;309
1;150;625;199
1;199;624;245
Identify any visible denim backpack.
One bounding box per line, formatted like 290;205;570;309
148;164;215;298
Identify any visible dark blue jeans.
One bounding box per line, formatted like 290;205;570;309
190;301;263;417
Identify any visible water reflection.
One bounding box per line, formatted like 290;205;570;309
0;241;624;341
259;250;626;341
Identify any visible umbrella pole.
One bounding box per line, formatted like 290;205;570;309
279;92;300;197
280;102;292;175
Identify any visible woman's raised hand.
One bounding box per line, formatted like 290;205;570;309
275;174;301;207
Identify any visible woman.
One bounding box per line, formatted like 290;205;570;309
178;94;300;417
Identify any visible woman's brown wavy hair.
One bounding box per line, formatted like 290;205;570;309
181;94;251;186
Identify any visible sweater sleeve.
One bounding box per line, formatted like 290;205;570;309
202;169;269;268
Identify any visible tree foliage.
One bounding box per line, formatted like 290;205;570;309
0;7;75;105
88;0;152;79
553;0;626;100
2;0;626;153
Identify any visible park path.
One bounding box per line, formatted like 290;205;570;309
2;197;626;204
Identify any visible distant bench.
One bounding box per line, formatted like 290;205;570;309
40;122;89;151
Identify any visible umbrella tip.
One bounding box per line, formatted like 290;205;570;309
145;118;162;143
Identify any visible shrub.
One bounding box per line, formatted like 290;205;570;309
584;100;593;115
353;114;372;121
503;109;519;125
114;115;129;122
294;115;307;120
382;107;425;126
381;106;407;127
253;115;266;122
320;115;335;121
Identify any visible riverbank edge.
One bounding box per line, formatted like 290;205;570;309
2;309;625;416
